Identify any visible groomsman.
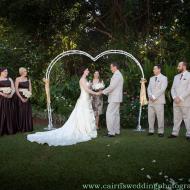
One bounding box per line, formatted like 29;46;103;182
169;61;190;141
147;65;168;137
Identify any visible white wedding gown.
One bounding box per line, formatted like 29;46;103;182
27;81;97;146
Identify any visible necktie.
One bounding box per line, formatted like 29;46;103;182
180;74;183;80
155;77;157;82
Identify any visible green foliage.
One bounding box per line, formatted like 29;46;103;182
0;0;190;128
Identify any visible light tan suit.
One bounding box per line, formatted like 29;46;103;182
171;71;190;137
147;73;168;134
103;70;124;135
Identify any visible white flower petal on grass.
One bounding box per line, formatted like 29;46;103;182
106;144;110;147
158;172;163;176
152;160;156;163
178;178;183;181
140;168;144;171
107;154;111;158
164;175;168;179
146;175;151;180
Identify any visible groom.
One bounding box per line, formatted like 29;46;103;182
100;62;124;137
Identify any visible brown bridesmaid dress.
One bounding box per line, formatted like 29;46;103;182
16;80;33;132
0;79;17;136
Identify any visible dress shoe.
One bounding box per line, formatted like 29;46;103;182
168;134;177;138
186;137;190;141
104;134;115;137
147;132;154;136
158;133;164;137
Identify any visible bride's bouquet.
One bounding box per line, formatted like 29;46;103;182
0;87;12;94
92;82;105;92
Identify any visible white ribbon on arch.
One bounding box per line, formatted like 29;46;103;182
44;50;147;131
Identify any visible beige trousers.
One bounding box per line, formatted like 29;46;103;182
172;106;190;137
106;102;120;135
148;104;165;134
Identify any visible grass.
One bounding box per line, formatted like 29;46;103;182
0;125;190;190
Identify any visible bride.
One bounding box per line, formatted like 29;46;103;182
27;68;99;146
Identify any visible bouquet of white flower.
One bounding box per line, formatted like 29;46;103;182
19;89;32;98
92;82;105;91
0;87;12;94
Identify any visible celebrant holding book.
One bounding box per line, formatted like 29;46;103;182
91;71;105;130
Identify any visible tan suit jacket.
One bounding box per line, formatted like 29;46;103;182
171;71;190;107
103;70;124;103
147;73;168;105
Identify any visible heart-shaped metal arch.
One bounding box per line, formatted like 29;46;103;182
44;50;146;131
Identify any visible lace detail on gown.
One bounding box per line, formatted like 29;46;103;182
27;82;97;146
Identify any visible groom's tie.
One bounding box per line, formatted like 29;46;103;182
180;74;183;80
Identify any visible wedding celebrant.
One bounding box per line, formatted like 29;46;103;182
91;71;105;130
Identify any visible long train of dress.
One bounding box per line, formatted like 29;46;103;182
27;82;97;146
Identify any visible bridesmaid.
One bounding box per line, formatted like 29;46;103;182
0;68;17;136
91;71;104;130
15;67;33;132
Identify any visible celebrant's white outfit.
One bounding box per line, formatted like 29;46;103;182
27;81;97;146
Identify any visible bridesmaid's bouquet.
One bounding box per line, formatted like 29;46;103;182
0;87;12;94
20;89;32;98
92;82;105;92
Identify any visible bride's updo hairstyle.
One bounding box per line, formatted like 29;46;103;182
79;66;88;76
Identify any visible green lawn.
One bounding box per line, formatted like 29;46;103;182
0;126;190;190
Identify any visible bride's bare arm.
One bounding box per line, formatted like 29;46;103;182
80;79;97;95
